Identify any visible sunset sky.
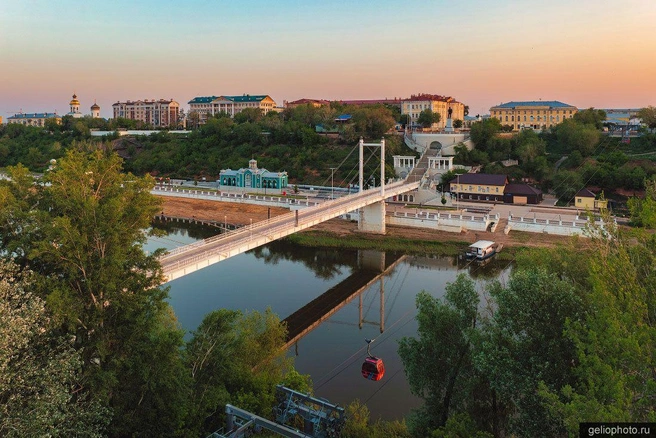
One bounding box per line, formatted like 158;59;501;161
2;0;655;119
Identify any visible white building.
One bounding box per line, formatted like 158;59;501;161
187;94;277;124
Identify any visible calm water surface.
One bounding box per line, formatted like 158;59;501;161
145;222;512;420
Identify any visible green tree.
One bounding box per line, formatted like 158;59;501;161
184;308;302;436
453;119;463;129
470;118;501;152
628;177;656;227
398;276;482;436
637;106;656;130
349;105;396;140
538;219;656;434
476;268;583;437
551;169;584;205
417;108;441;128
0;260;109;437
0;148;191;436
342;400;410;438
234;107;264;124
552;119;600;156
573;108;607;129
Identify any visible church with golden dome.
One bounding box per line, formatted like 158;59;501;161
67;93;101;119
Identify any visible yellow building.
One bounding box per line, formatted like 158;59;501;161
575;188;607;210
490;100;577;131
402;94;465;130
449;173;508;202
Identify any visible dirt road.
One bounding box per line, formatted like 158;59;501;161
159;196;574;249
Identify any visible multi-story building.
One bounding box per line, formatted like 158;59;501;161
211;95;276;117
187;96;219;124
187;95;277;124
401;94;465;129
7;112;62;127
112;99;180;127
490;101;578;131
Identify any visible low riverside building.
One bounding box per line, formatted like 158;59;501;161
575;188;607;210
503;183;543;204
449;173;508;202
490;100;577;131
219;159;288;193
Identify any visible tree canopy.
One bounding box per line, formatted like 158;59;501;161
638;106;656;129
417;109;441;128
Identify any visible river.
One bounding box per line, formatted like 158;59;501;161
144;221;512;420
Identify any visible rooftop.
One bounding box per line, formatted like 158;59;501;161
504;183;542;196
576;188;596;198
8;112;60;119
219;95;271;103
449;173;508;186
189;96;219;104
492;101;575;109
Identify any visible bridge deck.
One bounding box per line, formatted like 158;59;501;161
158;181;419;283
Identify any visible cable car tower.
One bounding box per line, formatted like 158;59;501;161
208;385;345;438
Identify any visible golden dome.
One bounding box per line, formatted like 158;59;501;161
90;101;100;110
69;93;80;106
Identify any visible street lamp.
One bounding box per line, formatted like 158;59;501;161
224;215;227;231
329;167;336;200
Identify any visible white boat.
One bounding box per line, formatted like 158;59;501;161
465;240;498;260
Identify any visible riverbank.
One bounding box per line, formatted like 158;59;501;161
159;196;576;255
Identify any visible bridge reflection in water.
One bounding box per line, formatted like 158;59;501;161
283;250;404;352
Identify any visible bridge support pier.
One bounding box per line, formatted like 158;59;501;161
359;201;386;234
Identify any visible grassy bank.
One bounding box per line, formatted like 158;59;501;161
285;230;470;256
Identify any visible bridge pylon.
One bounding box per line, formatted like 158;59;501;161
358;137;386;234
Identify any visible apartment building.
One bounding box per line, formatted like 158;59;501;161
112;99;180;127
490;101;578;131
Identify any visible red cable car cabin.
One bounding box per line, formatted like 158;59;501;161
361;356;385;381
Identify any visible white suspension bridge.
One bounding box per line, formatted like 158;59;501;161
159;139;420;283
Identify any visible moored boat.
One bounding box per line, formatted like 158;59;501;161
466;240;498;260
